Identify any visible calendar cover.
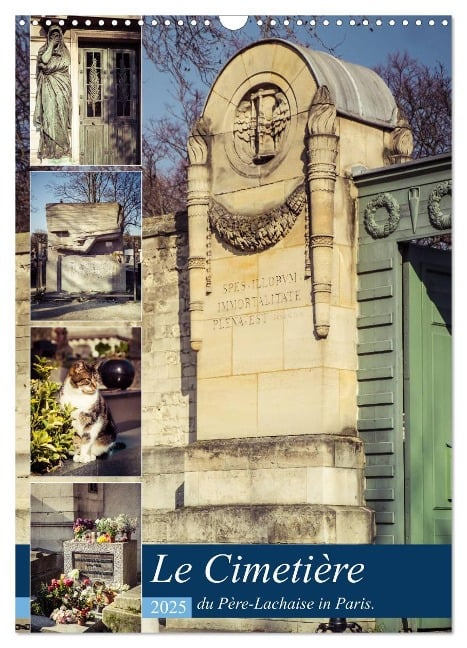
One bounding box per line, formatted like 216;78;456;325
14;11;452;636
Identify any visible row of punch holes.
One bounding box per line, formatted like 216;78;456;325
21;17;450;28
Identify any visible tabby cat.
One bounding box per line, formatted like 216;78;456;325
58;360;118;463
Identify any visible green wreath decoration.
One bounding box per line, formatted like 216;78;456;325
428;181;452;230
363;193;401;239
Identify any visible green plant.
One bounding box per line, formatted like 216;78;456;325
94;340;129;357
30;356;75;474
94;341;111;357
113;341;129;356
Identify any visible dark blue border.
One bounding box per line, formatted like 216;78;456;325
142;544;451;618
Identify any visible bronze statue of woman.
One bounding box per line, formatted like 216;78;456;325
33;25;72;161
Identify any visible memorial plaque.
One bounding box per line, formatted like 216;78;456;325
72;551;114;580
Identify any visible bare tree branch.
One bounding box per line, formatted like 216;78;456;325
46;172;141;233
16;17;30;233
374;52;451;157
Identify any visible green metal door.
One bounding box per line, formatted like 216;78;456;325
403;243;452;630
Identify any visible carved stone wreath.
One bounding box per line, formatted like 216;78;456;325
363;193;401;239
428;181;452;229
208;184;306;252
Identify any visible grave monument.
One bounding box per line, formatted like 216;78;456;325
45;202;126;293
146;39;411;631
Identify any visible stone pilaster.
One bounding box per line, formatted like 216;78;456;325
187;119;210;351
306;86;339;339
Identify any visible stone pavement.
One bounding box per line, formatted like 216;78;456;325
50;425;141;476
30;291;142;322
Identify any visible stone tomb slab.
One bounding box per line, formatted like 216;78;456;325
63;540;138;587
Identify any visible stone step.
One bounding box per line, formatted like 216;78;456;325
100;585;141;633
112;585;142;612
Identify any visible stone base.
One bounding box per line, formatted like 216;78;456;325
102;585;141;633
63;540;138;587
143;434;368;514
145;503;374;543
184;434;365;507
162;617;375;633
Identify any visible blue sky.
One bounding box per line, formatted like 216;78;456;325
142;15;452;126
30;172;142;234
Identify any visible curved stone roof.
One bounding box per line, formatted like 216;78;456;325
209;39;398;128
292;42;398;127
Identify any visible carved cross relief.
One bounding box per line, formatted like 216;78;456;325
233;86;290;165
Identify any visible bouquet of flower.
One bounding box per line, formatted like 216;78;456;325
95;517;119;539
50;605;77;624
115;513;137;539
33;571;94;620
73;517;94;540
33;571;130;624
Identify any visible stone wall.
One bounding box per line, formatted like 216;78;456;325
141;213;195;527
31;483;76;554
16;233;30;544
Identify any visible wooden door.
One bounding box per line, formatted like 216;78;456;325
403;243;452;630
79;44;139;165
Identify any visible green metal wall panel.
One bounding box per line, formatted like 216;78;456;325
355;155;451;632
355;155;451;546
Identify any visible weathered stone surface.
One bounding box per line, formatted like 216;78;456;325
181;435;365;507
164;618;375;633
185;434;363;471
145;504;374;544
46;202;125;293
102;586;141;633
63;539;138;587
141;222;194;448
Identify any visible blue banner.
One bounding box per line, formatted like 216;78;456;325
142;544;451;619
16;544;30;598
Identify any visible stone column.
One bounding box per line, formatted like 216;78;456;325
187;119;210;351
306;86;339;339
385;107;414;165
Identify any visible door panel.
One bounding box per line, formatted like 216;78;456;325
403;244;452;630
79;44;139;165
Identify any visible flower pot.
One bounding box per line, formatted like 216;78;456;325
99;358;135;390
103;592;115;605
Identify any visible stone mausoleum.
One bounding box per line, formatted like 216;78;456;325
45;201;126;294
140;39;451;633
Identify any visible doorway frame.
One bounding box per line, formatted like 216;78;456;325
69;28;141;165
